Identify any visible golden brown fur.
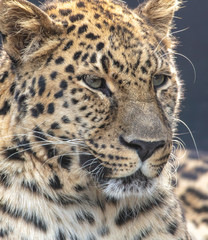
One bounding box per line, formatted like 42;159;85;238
0;0;193;239
175;150;208;240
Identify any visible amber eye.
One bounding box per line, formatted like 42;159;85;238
82;75;103;89
153;74;168;88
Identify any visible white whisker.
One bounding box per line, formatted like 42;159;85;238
174;118;199;159
154;27;189;54
160;51;196;83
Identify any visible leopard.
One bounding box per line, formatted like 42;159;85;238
0;0;192;239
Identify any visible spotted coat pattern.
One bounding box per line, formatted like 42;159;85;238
175;150;208;240
0;0;192;239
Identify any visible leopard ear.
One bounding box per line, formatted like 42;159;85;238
135;0;181;37
0;0;62;63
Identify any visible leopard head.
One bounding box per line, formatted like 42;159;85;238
0;0;182;198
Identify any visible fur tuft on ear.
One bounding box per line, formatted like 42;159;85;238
135;0;182;37
0;0;62;62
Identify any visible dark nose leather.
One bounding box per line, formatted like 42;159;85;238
119;136;165;162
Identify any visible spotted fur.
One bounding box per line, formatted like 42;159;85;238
0;0;191;239
175;150;208;240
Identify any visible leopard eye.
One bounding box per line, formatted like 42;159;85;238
153;74;168;89
82;75;103;89
81;74;112;97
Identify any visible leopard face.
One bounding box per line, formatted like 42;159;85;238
0;0;181;199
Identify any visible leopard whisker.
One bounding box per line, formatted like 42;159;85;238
160;51;196;84
153;27;189;54
173;118;199;159
81;156;100;170
1;140;89;162
41;151;91;167
18;125;86;147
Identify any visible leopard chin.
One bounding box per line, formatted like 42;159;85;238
100;170;158;199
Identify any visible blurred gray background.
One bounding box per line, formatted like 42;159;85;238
2;0;208;153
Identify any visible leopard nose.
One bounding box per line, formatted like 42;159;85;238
119;136;165;162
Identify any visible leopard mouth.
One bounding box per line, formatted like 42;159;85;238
116;169;149;186
79;153;153;195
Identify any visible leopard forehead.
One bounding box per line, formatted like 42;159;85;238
29;0;177;105
42;0;170;63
